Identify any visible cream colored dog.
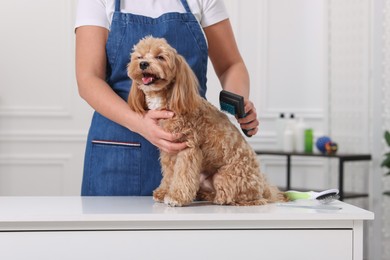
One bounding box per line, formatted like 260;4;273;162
128;36;286;206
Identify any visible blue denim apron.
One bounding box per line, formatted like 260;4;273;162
81;0;208;196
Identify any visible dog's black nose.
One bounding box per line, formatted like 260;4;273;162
140;61;149;70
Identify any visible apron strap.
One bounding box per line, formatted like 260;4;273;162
180;0;192;13
115;0;121;12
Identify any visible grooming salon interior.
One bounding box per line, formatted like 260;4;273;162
0;0;389;259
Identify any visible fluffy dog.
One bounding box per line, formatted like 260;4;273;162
128;36;286;206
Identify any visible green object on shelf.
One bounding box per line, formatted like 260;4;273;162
304;129;313;153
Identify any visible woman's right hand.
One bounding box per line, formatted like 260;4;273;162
134;110;188;154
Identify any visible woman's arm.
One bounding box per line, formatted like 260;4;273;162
75;26;186;153
204;19;259;136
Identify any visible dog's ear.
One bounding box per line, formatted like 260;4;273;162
169;54;200;114
128;80;147;114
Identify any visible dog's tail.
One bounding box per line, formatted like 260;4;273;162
264;185;290;203
231;185;288;206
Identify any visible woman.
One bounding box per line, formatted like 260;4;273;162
75;0;259;196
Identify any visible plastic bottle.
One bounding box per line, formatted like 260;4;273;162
304;128;313;153
294;117;306;153
289;113;296;121
277;113;286;151
288;114;297;151
283;122;294;152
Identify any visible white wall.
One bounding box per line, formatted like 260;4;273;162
376;1;390;259
0;0;91;195
208;0;329;190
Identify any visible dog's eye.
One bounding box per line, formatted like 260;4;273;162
156;56;165;61
137;56;143;59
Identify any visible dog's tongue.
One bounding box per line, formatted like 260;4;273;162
142;76;154;85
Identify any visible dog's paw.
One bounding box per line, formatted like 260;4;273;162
213;197;231;205
213;191;233;205
164;196;184;207
153;188;167;203
164;192;195;207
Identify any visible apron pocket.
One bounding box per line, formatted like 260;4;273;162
91;140;141;148
88;139;141;195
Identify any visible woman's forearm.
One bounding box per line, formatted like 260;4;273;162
77;75;142;133
219;61;250;100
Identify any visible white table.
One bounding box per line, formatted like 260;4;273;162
0;196;374;260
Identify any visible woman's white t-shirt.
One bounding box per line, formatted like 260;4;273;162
75;0;229;30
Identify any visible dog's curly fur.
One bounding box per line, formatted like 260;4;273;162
128;36;287;206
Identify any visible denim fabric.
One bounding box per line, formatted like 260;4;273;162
81;0;208;196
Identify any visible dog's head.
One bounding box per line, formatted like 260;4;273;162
127;36;200;114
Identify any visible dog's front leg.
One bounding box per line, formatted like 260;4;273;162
164;148;202;207
153;153;175;203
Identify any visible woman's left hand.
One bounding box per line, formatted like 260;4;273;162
237;100;259;136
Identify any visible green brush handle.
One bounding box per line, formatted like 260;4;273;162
285;191;314;200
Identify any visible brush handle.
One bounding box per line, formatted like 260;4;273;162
241;125;252;137
285;191;314;200
219;90;252;137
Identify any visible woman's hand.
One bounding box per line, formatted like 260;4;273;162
237;100;259;136
134;110;188;154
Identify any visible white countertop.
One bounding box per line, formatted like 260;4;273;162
0;196;374;231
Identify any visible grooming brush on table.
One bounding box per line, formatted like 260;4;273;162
219;90;252;137
285;189;340;204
